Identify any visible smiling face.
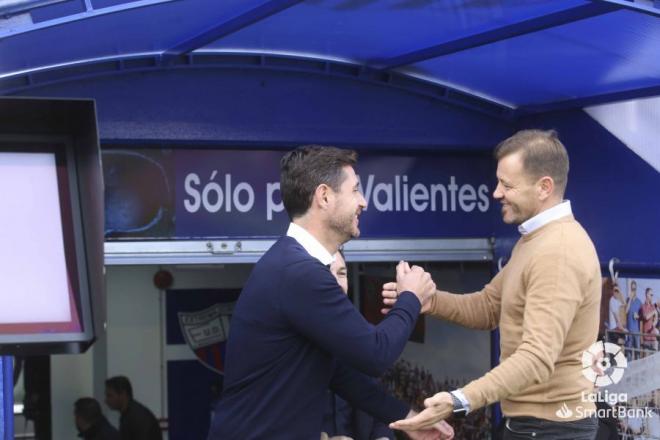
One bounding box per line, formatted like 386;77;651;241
330;252;348;294
328;166;367;243
493;152;542;225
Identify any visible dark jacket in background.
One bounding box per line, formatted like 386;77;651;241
78;417;120;440
595;402;620;440
119;400;162;440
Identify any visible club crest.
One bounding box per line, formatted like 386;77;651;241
178;303;235;374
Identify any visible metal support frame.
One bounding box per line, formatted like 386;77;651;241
0;356;13;440
0;0;68;17
600;260;660;278
516;84;660;115
0;52;515;120
377;2;620;69
0;0;177;40
160;0;304;64
590;0;660;17
104;238;492;265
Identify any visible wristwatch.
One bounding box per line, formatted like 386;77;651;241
450;390;469;419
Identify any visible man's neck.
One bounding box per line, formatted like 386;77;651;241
293;218;340;255
533;197;563;217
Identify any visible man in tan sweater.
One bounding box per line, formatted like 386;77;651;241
385;130;601;439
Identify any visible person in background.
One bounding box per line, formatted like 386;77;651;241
640;288;658;353
74;397;120;440
105;376;162;440
625;280;642;360
609;283;627;344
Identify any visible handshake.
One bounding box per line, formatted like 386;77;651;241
381;261;437;314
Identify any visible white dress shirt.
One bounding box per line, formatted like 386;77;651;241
518;200;572;235
286;223;335;266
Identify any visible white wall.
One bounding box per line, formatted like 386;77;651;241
50;348;95;440
51;263;253;439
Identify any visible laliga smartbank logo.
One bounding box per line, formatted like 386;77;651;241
555;341;628;419
554;341;654;420
580;341;627;386
555;403;573;419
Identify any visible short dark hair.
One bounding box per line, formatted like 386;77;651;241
105;376;133;399
280;145;358;219
495;129;569;196
74;397;103;424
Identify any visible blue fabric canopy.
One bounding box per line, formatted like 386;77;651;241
0;0;658;116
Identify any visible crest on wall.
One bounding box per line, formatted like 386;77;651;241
178;303;235;374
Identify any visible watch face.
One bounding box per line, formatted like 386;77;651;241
450;394;467;418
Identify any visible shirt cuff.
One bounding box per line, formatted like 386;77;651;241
451;389;471;414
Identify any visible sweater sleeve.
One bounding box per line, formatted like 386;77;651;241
282;260;421;377
425;269;503;330
330;362;409;425
461;249;584;410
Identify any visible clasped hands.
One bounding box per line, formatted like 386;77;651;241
381;261;436;314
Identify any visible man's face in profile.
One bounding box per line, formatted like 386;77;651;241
330;252;348;294
328;166;366;242
493;152;542;225
104;387;122;411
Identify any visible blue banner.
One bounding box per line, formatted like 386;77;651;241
174;150;497;238
102;148;498;239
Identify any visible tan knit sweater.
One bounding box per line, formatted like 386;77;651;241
428;215;601;421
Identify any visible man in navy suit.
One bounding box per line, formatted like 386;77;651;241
208;145;452;439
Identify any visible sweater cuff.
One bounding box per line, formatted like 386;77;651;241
461;380;486;412
397;291;422;314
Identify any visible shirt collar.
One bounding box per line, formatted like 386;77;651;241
518;200;572;235
286;223;335;266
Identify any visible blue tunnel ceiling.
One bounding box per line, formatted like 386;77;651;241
0;0;659;118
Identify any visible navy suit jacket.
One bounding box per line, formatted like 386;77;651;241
208;236;420;439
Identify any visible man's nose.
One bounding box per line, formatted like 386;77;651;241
358;192;367;208
493;183;503;200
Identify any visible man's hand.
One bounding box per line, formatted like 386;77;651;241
390;392;453;431
381;261;435;314
404;420;454;440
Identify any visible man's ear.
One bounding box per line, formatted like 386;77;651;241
537;176;554;201
313;183;332;210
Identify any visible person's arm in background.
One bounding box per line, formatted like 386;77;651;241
610;297;624;330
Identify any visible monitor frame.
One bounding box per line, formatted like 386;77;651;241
0;138;94;347
0;97;103;355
